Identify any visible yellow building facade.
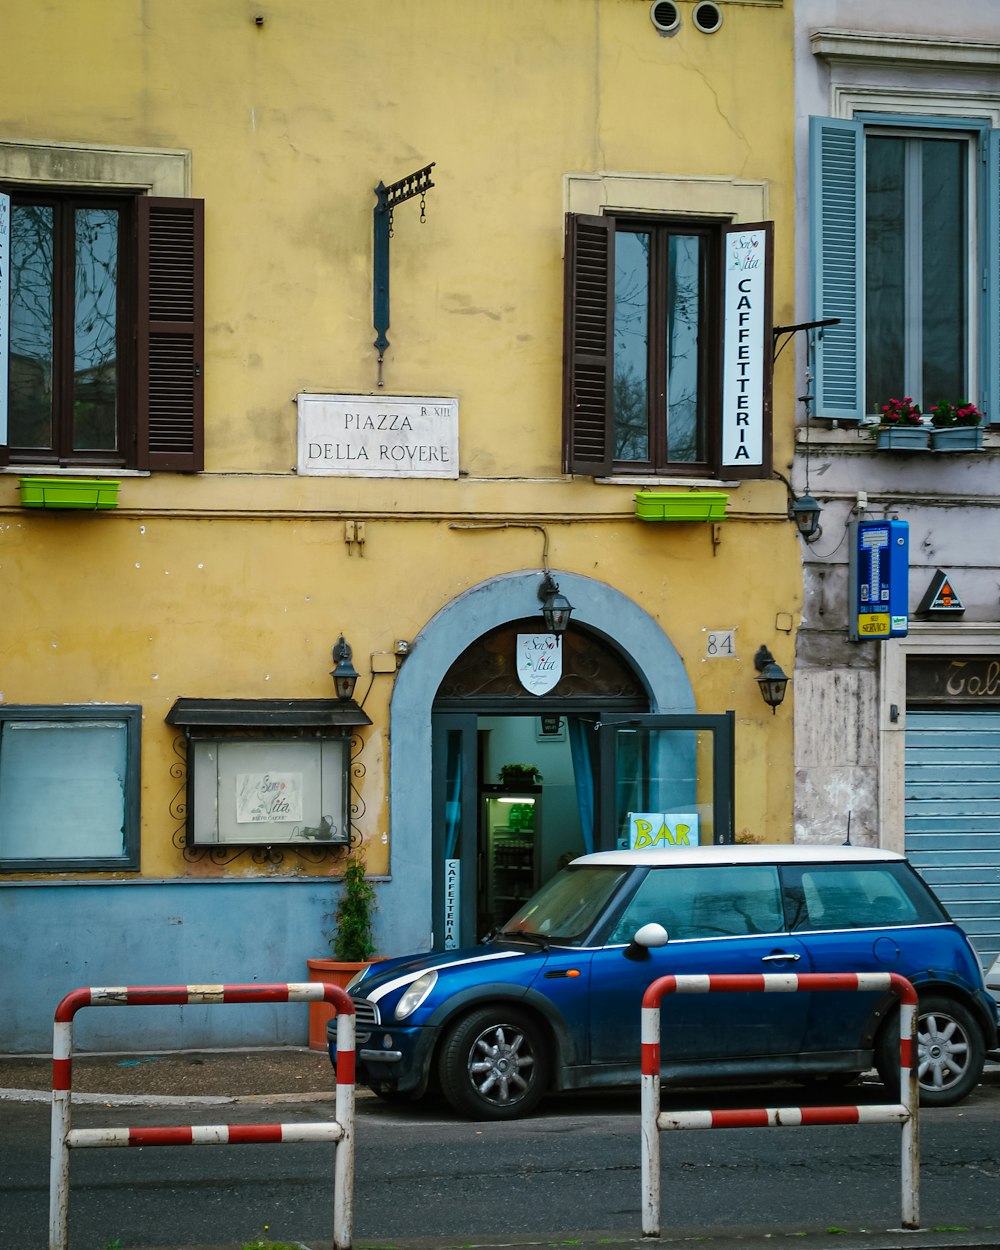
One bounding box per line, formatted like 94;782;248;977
0;0;799;1051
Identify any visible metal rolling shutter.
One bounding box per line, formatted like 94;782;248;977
905;708;1000;971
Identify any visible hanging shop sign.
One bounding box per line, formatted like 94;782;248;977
297;393;458;478
0;193;9;446
848;518;909;640
516;633;562;696
721;221;773;473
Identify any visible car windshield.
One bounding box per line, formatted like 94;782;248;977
501;864;630;944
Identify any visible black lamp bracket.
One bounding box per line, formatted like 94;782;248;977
373;162;436;385
772;316;840;364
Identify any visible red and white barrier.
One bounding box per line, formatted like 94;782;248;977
640;971;919;1237
49;981;356;1250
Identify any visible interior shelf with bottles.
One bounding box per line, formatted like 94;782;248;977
480;785;541;931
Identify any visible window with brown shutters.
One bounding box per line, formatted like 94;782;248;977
1;188;203;472
562;211;769;479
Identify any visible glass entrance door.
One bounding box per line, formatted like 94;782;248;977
597;713;735;849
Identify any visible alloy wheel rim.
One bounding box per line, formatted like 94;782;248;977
467;1023;535;1105
917;1011;969;1090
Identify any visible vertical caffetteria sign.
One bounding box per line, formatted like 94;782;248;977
0;193;9;446
848;519;910;640
721;221;773;475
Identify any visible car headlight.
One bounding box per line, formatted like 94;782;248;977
345;966;371;993
395;970;438;1020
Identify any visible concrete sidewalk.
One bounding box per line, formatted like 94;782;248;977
0;1045;337;1103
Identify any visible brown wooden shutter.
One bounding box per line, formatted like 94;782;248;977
562;213;614;475
137;197;204;471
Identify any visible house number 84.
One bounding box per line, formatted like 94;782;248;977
705;630;736;658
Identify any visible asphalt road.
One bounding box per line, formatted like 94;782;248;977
2;1077;999;1249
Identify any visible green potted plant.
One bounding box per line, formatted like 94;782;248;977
306;853;378;1050
874;397;928;450
497;762;543;788
929;400;983;451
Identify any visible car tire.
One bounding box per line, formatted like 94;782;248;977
438;1006;550;1120
876;994;986;1107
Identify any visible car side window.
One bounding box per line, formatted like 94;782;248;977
781;863;941;931
607;864;784;944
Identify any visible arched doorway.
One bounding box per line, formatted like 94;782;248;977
384;571;733;955
432;617;649;944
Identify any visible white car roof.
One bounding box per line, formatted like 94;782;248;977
573;844;904;868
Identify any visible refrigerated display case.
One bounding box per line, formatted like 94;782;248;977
480;785;541;931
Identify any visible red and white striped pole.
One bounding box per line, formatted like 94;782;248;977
640;971;920;1238
49;981;356;1250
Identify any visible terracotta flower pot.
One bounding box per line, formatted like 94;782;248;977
306;957;376;1051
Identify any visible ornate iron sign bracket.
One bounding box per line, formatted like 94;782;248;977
373;162;435;386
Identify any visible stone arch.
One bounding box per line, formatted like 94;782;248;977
381;570;693;952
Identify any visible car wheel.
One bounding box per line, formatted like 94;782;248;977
438;1006;550;1120
876;994;986;1107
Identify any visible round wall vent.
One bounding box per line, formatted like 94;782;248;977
650;1;681;36
692;1;724;33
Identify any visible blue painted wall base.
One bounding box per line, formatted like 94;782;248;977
0;878;374;1053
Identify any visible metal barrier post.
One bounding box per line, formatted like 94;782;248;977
639;971;920;1238
48;981;356;1250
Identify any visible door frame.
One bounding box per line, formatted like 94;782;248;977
597;712;736;849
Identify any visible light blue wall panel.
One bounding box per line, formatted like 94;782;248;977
0;878;358;1053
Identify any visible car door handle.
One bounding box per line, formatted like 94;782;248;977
761;952;801;962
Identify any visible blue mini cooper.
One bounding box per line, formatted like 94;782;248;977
328;845;998;1119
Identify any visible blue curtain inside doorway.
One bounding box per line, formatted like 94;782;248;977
568;717;595;854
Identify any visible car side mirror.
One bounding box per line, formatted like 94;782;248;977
624;921;669;960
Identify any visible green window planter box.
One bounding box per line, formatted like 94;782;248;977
634;491;729;522
18;477;120;510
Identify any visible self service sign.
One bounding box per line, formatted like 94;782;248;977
848;519;909;640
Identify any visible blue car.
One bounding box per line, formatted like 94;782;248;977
328;845;998;1119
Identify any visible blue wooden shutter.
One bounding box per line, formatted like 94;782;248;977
810;117;864;421
985;130;1000;426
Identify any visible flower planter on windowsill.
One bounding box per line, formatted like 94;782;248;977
874;427;929;451
634;491;729;522
18;476;120;510
931;426;983;452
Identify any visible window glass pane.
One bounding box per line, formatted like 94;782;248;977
865;136;905;414
613;229;650;461
503;864;629;944
613;726;715;849
783;863;944;931
8;204;54;449
608;864;782;944
921;138;966;406
0;720;127;860
666;235;702;462
74;207;119;451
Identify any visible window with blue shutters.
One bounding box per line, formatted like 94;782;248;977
811;114;1000;425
